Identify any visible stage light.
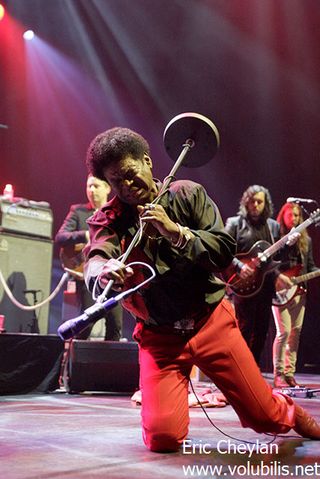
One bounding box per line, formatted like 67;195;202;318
23;30;35;41
0;4;5;21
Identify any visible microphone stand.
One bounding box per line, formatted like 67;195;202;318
24;289;41;334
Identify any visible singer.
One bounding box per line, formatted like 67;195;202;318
82;127;320;452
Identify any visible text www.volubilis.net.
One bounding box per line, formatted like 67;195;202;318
182;460;320;477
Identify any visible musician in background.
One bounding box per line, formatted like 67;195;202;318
272;202;319;388
224;185;291;366
55;174;123;340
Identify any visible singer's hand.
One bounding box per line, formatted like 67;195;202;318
98;258;134;291
137;203;179;240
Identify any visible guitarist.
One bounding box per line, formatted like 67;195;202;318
55;174;123;341
224;185;292;366
272;201;319;388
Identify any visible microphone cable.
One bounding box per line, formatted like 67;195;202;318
188;378;278;446
92;261;156;304
57;262;156;340
0;268;69;311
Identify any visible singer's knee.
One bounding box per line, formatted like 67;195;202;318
142;412;188;452
143;429;183;452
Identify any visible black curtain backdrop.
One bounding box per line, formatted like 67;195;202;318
1;0;319;370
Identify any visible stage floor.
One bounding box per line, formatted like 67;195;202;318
1;373;319;479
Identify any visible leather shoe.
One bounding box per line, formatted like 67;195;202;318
274;375;289;388
285;376;300;387
293;404;320;439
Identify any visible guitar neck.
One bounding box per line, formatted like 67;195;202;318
293;269;320;286
262;217;315;260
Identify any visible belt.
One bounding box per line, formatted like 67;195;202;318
143;304;214;336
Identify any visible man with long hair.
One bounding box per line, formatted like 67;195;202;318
224;185;291;366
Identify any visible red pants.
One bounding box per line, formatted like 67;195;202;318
133;298;295;452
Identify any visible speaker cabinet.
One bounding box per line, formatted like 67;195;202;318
65;340;140;393
0;333;63;394
0;232;53;334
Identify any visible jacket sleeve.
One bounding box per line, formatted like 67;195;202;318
172;184;236;272
83;223;123;293
224;216;244;273
55;205;88;246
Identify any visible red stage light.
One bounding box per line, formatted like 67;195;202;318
0;4;5;21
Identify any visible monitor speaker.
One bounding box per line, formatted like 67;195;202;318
0;232;53;334
64;340;140;393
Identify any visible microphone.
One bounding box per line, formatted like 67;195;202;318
286;197;316;204
57;296;119;340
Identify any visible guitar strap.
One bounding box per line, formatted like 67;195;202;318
266;218;276;244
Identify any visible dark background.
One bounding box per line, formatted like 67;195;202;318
0;0;319;370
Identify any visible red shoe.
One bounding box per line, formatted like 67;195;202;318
293;404;320;439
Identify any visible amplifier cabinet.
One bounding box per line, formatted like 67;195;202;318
65;340;140;394
0;199;53;239
0;232;53;334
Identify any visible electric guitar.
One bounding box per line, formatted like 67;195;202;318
272;265;320;307
223;209;320;298
59;243;86;280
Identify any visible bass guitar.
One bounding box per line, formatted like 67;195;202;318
272;265;320;307
223;209;320;298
